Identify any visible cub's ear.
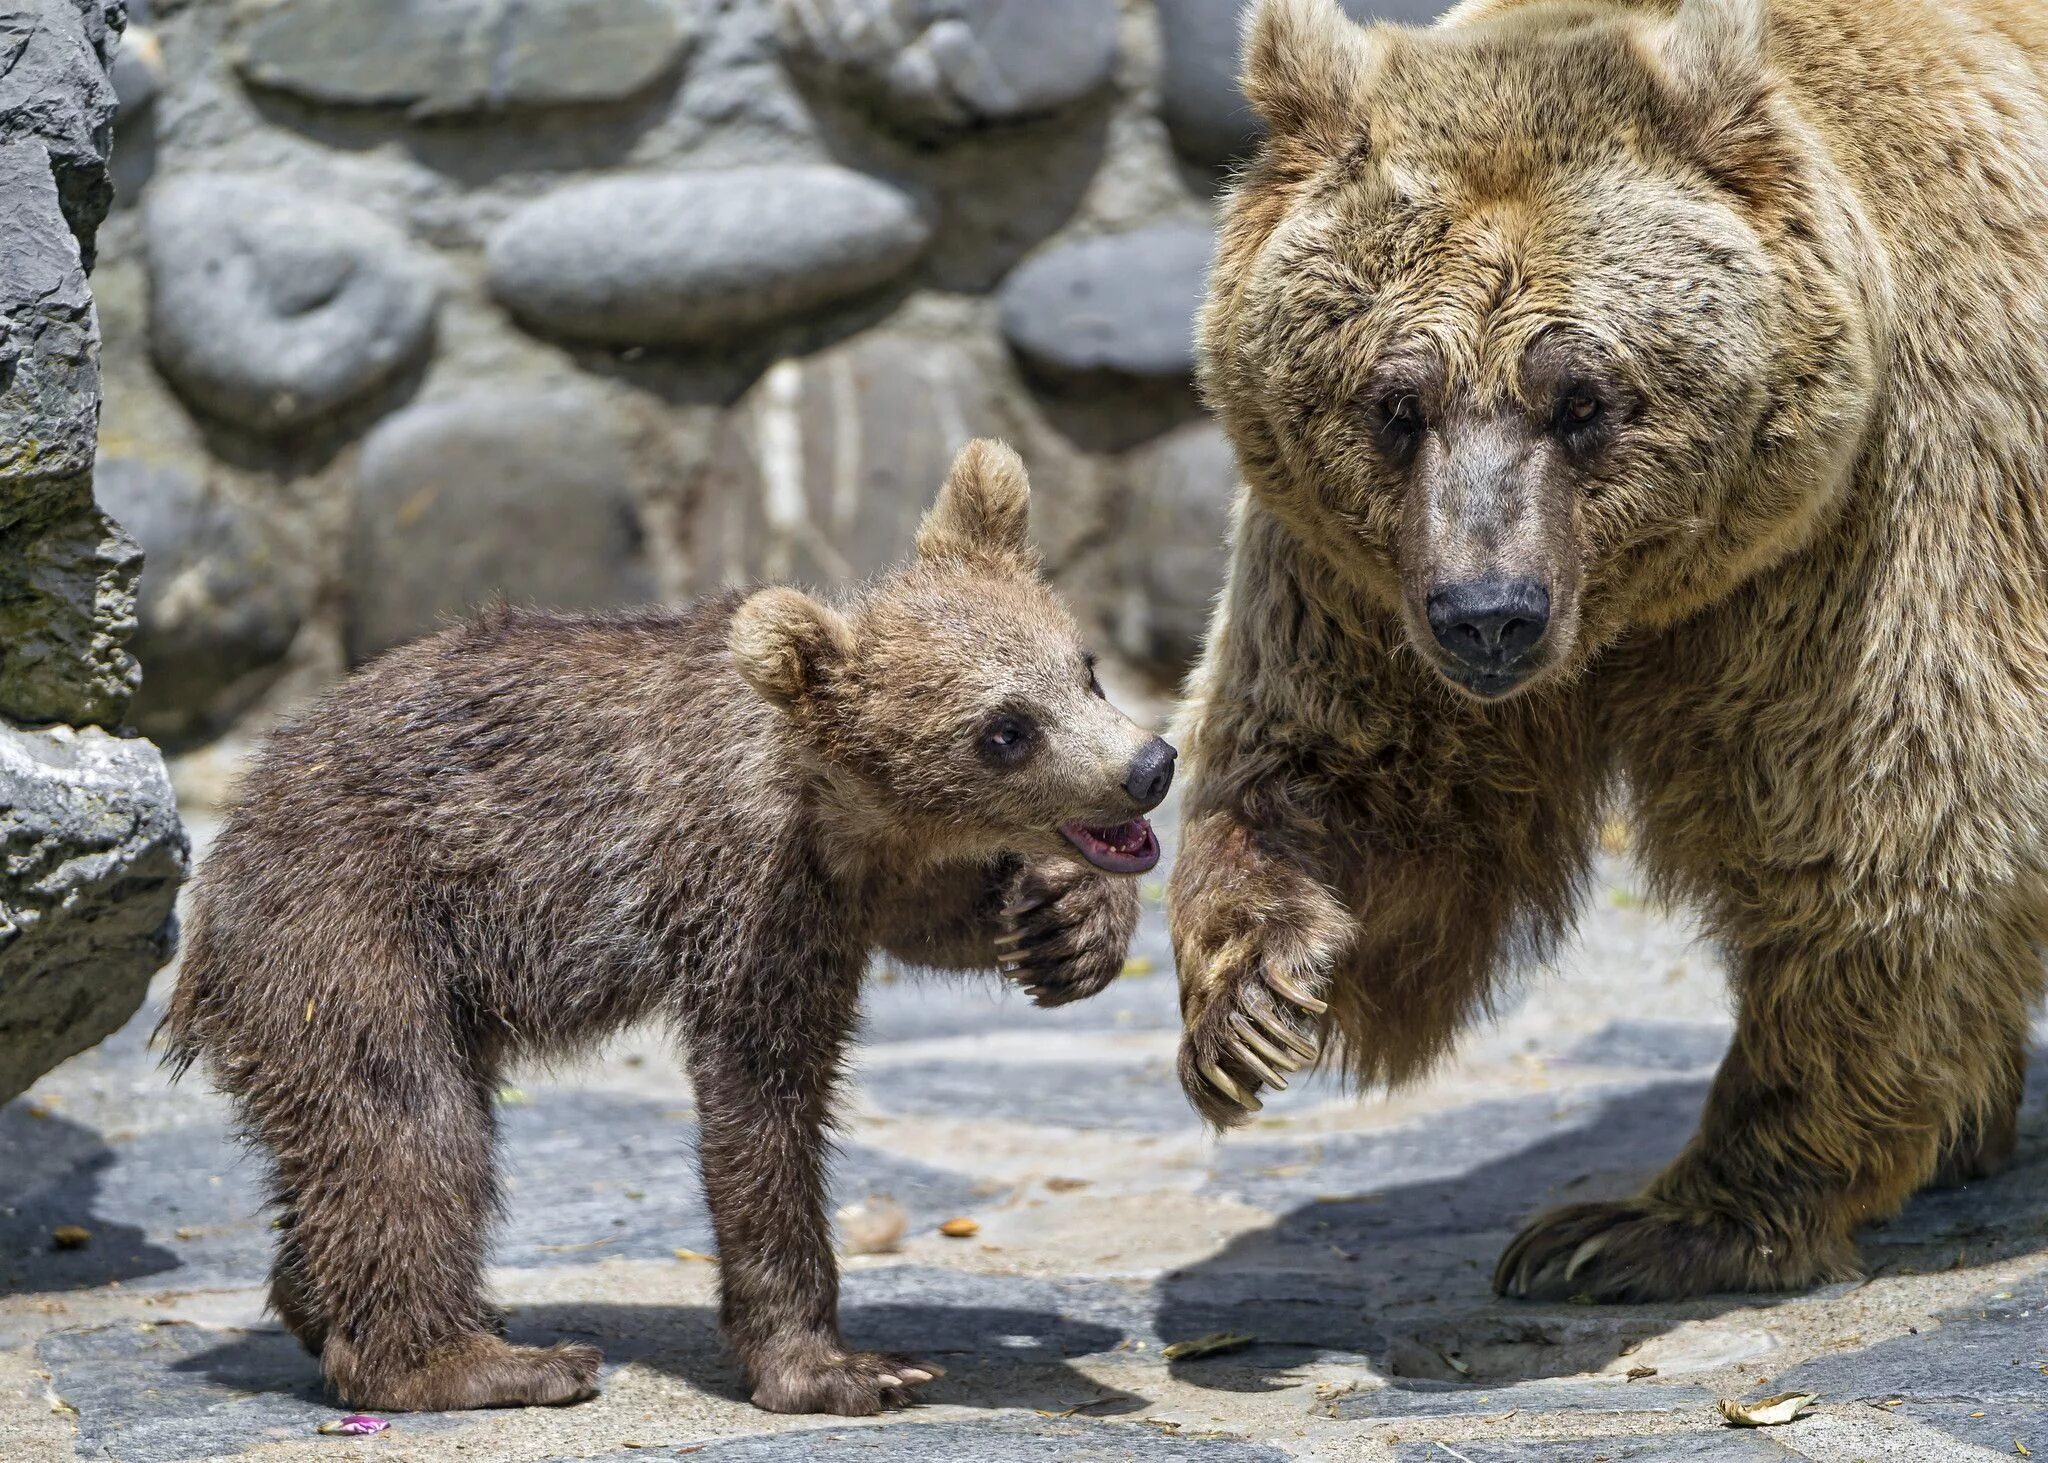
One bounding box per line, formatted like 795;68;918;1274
729;587;853;715
915;437;1037;571
1241;0;1388;162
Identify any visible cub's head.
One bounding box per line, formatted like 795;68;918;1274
1206;0;1876;699
730;439;1174;873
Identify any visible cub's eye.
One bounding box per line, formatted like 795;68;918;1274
1376;393;1426;461
980;713;1036;765
1083;652;1104;698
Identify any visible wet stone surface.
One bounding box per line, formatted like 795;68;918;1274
3;822;2044;1461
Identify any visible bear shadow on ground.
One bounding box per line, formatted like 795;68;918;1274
1155;1051;2048;1396
169;1302;1147;1418
0;1103;181;1297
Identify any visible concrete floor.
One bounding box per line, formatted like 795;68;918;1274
3;774;2044;1462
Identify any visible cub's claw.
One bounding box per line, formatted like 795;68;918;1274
996;860;1140;1008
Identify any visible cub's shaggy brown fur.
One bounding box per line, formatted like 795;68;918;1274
1173;0;2048;1302
164;441;1173;1415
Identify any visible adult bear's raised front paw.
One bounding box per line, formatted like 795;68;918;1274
1168;845;1350;1127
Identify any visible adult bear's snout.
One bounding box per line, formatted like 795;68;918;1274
1426;578;1551;680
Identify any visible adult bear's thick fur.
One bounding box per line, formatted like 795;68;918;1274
1172;0;2048;1302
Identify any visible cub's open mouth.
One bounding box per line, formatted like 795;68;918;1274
1060;818;1160;874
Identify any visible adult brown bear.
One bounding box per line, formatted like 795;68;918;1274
1171;0;2048;1300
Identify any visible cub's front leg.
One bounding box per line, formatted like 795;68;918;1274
685;952;942;1415
996;859;1141;1008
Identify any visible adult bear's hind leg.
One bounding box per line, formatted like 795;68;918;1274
1497;917;2039;1302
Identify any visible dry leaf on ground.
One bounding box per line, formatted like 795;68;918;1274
50;1226;90;1251
938;1217;980;1238
1719;1392;1819;1427
1160;1332;1255;1361
672;1247;717;1263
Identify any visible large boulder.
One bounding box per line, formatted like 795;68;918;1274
235;0;695;117
2;0;186;1102
346;391;659;662
0;0;120;264
1159;0;1447;167
694;330;1104;592
997;221;1213;384
144;175;439;433
0;723;185;1104
95;458;311;748
778;0;1118;134
487;166;929;347
1109;421;1236;678
0;127;139;731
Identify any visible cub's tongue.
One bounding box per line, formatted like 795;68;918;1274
1060;817;1160;874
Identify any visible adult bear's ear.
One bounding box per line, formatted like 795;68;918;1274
1653;0;1767;103
915;437;1037;572
1241;0;1388;164
730;587;853;716
1640;0;1778;191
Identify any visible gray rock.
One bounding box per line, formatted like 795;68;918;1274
235;0;694;117
1389;1438;1794;1461
0;482;145;727
94;458;309;747
0;141;136;728
998;221;1213;382
109;25;162;124
1159;0;1450;167
1333;1378;1714;1421
1112;421;1236;676
144;174;438;432
0;722;185;1104
487;166;929;346
0;0;120;263
779;0;1118;133
345;391;657;662
695;333;1003;589
654;1417;1290;1460
0;142;101;486
40;1323;472;1463
1775;1273;2048;1406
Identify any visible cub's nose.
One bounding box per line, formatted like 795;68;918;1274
1426;578;1551;670
1124;736;1176;811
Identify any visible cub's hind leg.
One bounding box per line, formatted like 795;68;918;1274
264;1034;597;1410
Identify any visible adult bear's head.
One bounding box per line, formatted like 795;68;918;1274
1201;0;1881;700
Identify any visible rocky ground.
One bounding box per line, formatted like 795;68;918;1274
2;768;2044;1462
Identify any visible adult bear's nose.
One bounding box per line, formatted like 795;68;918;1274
1426;578;1551;670
1124;737;1176;811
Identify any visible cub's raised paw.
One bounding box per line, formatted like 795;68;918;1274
1493;1199;1858;1303
750;1346;944;1416
996;861;1140;1008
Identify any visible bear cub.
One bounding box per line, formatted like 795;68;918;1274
163;440;1173;1416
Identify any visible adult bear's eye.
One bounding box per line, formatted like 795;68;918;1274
1376;393;1426;462
1552;387;1610;449
980;712;1037;766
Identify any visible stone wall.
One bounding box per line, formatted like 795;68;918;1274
1;0;187;1102
92;0;1446;754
